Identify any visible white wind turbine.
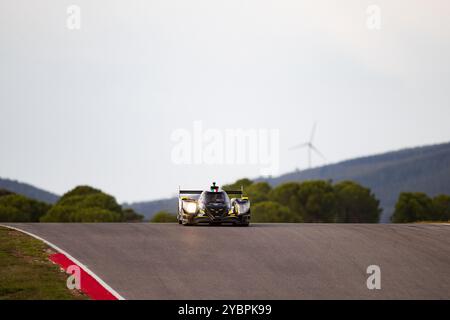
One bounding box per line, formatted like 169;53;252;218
290;122;326;169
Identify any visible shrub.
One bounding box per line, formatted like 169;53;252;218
151;211;177;222
246;182;272;204
0;193;50;222
40;185;128;222
432;195;450;221
391;192;433;223
334;181;381;223
252;201;300;222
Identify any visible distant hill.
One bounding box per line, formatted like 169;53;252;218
0;178;59;204
129;141;450;222
261;142;450;222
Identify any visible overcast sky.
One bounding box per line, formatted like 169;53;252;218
1;0;450;202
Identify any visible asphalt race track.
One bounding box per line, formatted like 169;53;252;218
3;223;450;299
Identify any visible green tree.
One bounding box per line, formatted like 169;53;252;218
0;205;29;222
222;178;253;191
70;208;122;222
334;181;382;223
269;182;303;218
59;185;102;201
40;185;126;222
297;180;337;222
252;201;300;222
391;192;433;223
151;211;177;222
269;181;338;222
40;205;74;222
0;193;51;222
57;193;122;214
246;182;272;203
431;195;450;221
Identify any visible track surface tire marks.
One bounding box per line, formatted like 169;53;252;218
4;223;450;299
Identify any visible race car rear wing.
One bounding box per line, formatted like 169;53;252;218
225;190;243;196
178;186;244;197
178;190;243;195
179;190;203;195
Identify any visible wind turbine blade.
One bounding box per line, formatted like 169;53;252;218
289;142;309;150
310;144;326;161
309;122;317;143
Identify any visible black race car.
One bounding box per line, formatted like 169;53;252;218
177;182;250;226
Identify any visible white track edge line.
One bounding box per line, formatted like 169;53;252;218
0;224;125;300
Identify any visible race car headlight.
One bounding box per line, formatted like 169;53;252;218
182;201;197;214
237;202;250;214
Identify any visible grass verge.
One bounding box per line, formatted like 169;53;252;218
0;226;87;300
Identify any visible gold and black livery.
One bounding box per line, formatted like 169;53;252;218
177;182;250;226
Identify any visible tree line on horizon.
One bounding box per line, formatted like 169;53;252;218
153;178;382;223
223;178;382;223
1;181;449;223
153;178;450;223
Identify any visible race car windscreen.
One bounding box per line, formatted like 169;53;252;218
204;192;230;204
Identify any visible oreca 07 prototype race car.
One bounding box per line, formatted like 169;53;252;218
177;182;250;226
